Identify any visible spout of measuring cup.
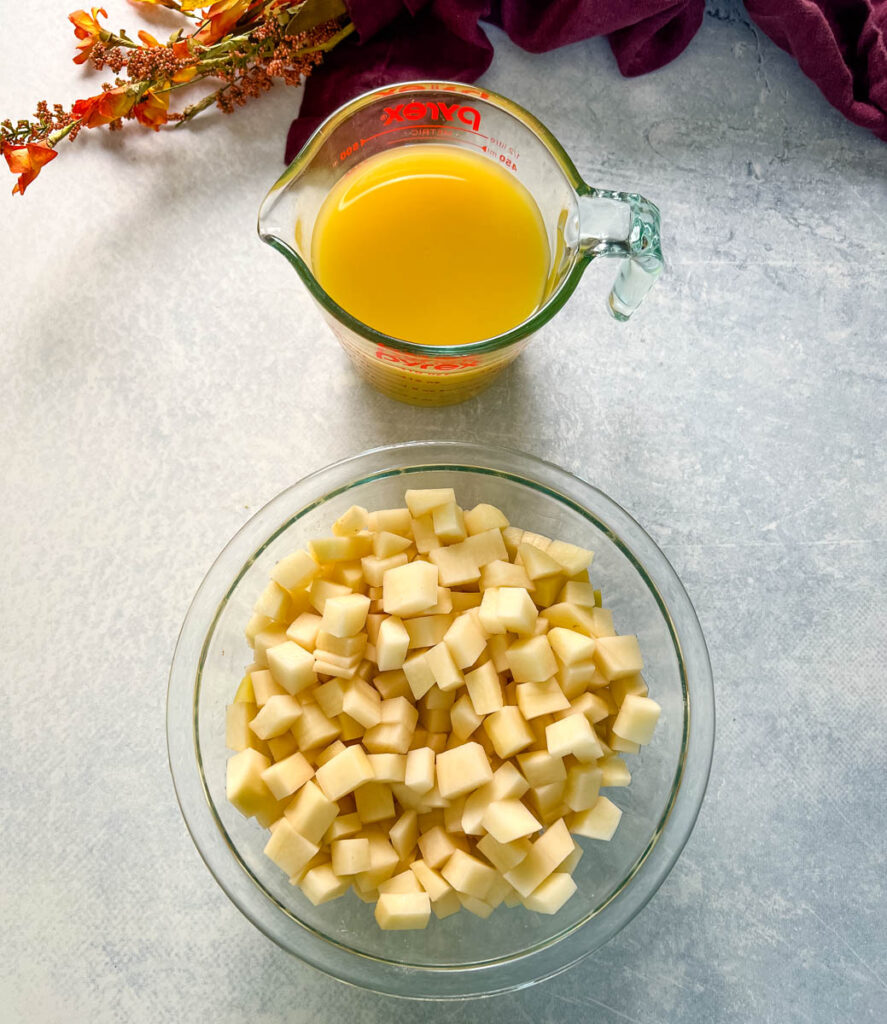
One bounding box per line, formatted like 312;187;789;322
577;189;664;321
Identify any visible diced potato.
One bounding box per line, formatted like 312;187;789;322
250;669;287;706
530;574;566;608
594;634;644;680
410;515;439;554
409;859;452;901
342;678;382;728
294;703;340;751
226;747;273;818
458;894;495;918
355;780;395;823
477;588;505;634
516;679;570;719
546;540;593;577
504;819;574;897
253;627;289;668
563;762;603;813
332;505;369;537
382;560;439;617
374;891;431;930
440;849;497;900
321;593;371;638
389;808;419;860
264;817;319;877
378;869;424;895
506;634;557;683
310;534;373;564
599;755;632;787
483;706;534;759
226;702;259;752
300;863;349;905
417;825;457;869
464;503;509;535
402;651;436;701
285;612;322;652
464;660;503;716
517;750;566;788
522;872;577;914
482;800;542;844
476;833;532;874
361;553;409;589
501;526;524;558
323;812;362;843
368;508;412;535
375;615;409;671
431;889;462;919
308;579;352;615
587;607;616;637
404;613;454;649
284;779;339;843
261;751;314;800
612;693;661;745
462;528;508;568
569;796;622;840
314;743;374;800
425;642;464;692
559;581;597;609
254;581;293;622
267;641;317;695
448;693;482;741
372;669;410;700
496;587;538;635
428;544;480;587
481;560;534;592
443;612;487;670
249;694;303;740
449;591;483;611
271;549;320;592
432;501;467;543
548;626;596;667
435;741;493;799
245;613;272;649
546;713;603;763
517;542;563;580
405;747;436;794
405;488;456;517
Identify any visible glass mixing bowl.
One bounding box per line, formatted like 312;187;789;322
167;441;714;999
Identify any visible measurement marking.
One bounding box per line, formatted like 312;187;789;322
362;125;489;145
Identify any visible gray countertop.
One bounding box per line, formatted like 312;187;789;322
2;2;885;1021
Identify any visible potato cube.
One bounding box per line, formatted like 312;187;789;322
361;553;409;589
486;633;510;673
587;607;616;637
428;544;480;588
517;542;563;580
477;833;532;874
599;755;632;787
355;781;395;823
464;503;509;534
546;713;603;763
410;515;439;554
374;891;431;930
449;591;483;611
404;613;453;649
226;748;274;818
308;579;353;615
612;693;661;745
460;660;500;716
310;534;373;564
323;812;361;843
522;872;577;914
294;703;340;751
548;626;596;666
544;602;596;636
314;740;346;767
400;651;434;701
389;808;419;860
261;751;314;800
226;702;259;752
449;693;482;741
341;678;382;728
504;819;575;897
458;894;494;918
263;817;319;877
270;549;320;592
594;634;644;680
443;612;487;670
429;889;461;919
382;560;439;617
321;593;371;639
478;588;506;634
425;641;464;692
546;540;593;577
609;731;640;754
516;679;570;720
284;779;339;843
250;669;287;706
300;863;349;906
369;508;412;534
460;781;494;835
314;744;374;800
435;741;493;799
564;764;602;812
609;672;648;706
528;780;566;819
267;641;317;695
285;612;322;653
363;720;414;755
482;799;542;844
249;694;303;740
483;706;534;759
371;531;411;560
462;528;508;567
405;488;456;517
517;750;566;788
405;747;436;794
431;501;467;543
559;581;597;609
409;859;452;902
556;659;598;698
360;753;402;784
496;588;538;635
506;635;557;683
374;615;409;671
254;581;293;622
245;613;272;649
417;825;457;869
441;849;497;900
378;870;424;895
569;796;623;840
481;560;534;592
372;669;410;700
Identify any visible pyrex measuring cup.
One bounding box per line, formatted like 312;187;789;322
258;81;664;406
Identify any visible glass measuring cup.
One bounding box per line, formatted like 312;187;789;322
258;81;664;406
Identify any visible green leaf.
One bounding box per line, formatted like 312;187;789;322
285;0;347;35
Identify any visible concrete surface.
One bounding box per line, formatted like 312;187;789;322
1;1;885;1021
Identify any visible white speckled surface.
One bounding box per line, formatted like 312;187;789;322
2;1;885;1020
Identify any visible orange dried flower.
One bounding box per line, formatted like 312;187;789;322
72;86;136;127
69;7;109;65
133;87;170;129
194;0;253;46
1;142;58;195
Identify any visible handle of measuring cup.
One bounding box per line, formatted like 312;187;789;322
577;188;664;321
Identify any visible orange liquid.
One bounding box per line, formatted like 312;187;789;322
311;145;549;346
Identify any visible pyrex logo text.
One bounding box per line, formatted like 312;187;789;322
381;101;481;131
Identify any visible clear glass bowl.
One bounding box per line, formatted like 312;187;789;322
167;442;714;999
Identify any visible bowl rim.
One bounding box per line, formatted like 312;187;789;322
167;441;715;999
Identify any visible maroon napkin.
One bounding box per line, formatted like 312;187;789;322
285;0;887;162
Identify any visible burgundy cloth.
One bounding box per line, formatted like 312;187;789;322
285;0;887;161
